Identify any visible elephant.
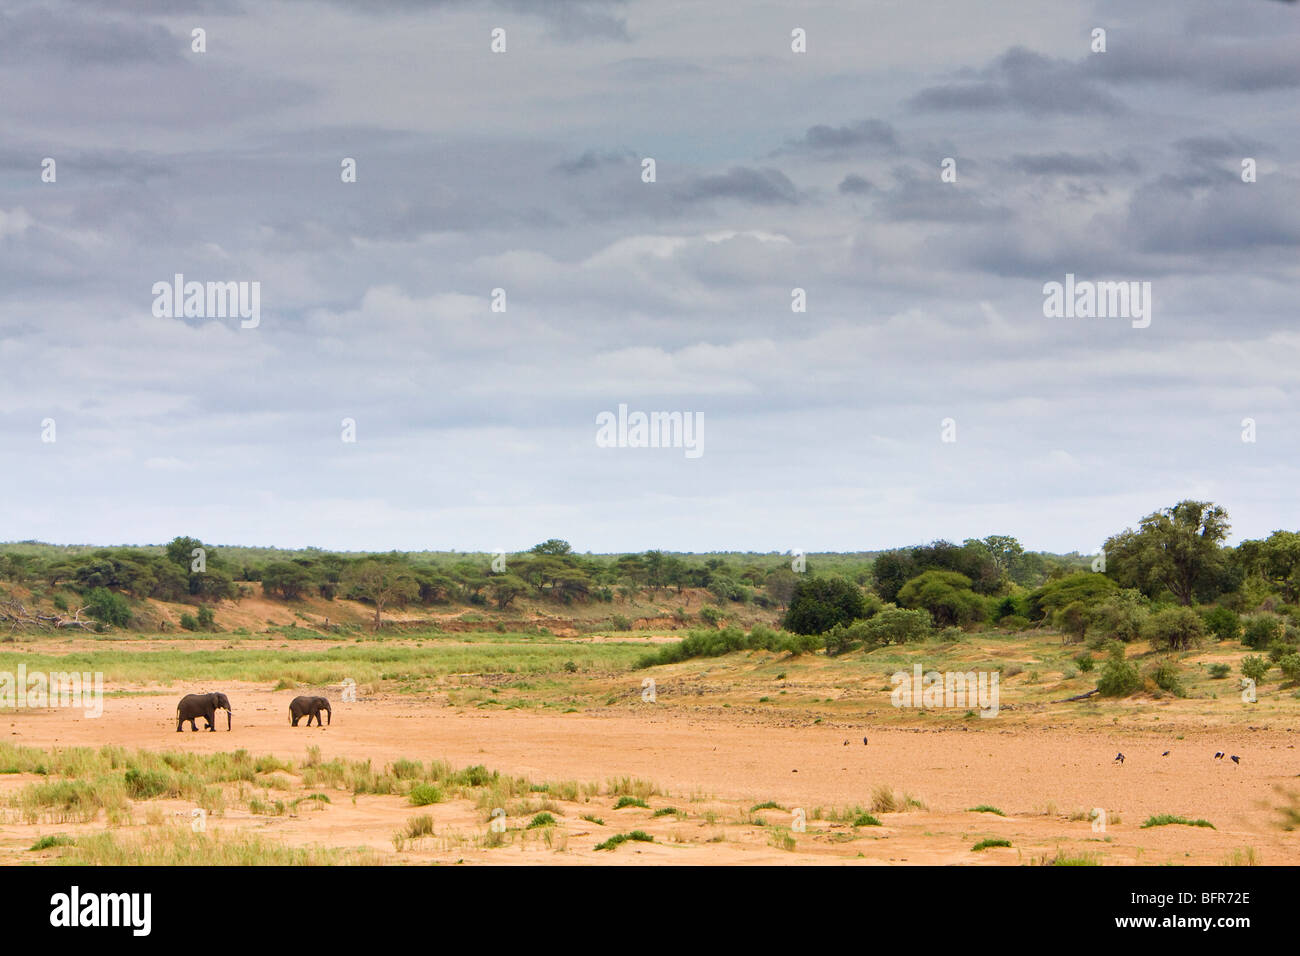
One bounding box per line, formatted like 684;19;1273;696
176;692;232;732
289;695;331;727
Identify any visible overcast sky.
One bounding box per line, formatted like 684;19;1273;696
1;0;1298;554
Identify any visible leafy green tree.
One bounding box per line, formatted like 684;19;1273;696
782;575;868;635
896;570;986;627
261;561;314;600
1143;606;1205;651
1103;500;1230;605
344;560;418;627
1242;613;1283;650
84;587;130;627
1096;645;1141;697
1241;655;1271;684
489;575;528;610
1202;606;1241;642
1085;589;1149;643
1237;531;1300;603
765;569;799;609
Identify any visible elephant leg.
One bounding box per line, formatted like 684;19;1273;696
292;714;300;726
176;717;183;732
188;718;199;731
206;713;216;731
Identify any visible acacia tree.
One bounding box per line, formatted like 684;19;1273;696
1104;500;1230;605
345;560;417;627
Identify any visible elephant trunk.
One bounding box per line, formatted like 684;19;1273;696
326;705;331;726
227;708;232;731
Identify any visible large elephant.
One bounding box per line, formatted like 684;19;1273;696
176;692;232;732
289;695;331;727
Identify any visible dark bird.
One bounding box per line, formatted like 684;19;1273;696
863;737;868;746
1162;751;1170;757
1114;753;1125;764
1231;755;1241;765
1215;752;1225;760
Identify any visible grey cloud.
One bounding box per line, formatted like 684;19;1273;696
672;166;800;206
1006;153;1141;176
910;47;1126;115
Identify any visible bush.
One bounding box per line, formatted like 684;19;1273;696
1074;652;1095;673
610;615;632;632
1208;663;1231;679
1279;654;1300;683
635;626;817;669
1145;659;1185;696
1086;590;1148;643
895;571;986;628
1242;614;1283;650
999;615;1030;631
1143;606;1204;651
196;605;215;629
1241;656;1270;684
857;605;932;647
781;575;869;636
698;606;723;627
1055;601;1089;643
83;587;130;627
1203;606;1240;642
408;784;443;807
1097;647;1142;697
179;613;199;631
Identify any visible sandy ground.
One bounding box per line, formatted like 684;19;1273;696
2;682;1296;865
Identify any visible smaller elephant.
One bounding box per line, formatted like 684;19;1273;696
289;695;331;727
176;692;232;732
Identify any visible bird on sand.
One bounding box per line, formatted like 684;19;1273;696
1231;755;1241;766
1114;753;1125;764
1162;751;1170;757
1215;752;1225;760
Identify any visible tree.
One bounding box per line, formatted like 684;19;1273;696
765;569;799;609
344;560;418;627
982;535;1024;577
529;539;573;556
489;575;528;610
1103;500;1230;605
84;587;130;627
782;575;868;635
1238;531;1300;603
261;561;314;600
871;551;915;603
1143;606;1205;652
895;570;986;628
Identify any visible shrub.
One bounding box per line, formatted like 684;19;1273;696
1086;590;1148;643
1143;606;1204;651
196;605;215;629
1208;663;1231;679
856;605;932;647
408;784;443;807
1097;650;1142;697
896;571;986;628
179;613;199;632
1203;606;1241;642
1241;656;1271;684
83;588;130;627
698;606;723;627
1278;654;1300;683
781;575;869;635
1243;614;1283;650
1074;652;1095;673
610;615;632;632
1145;659;1185;697
999;615;1030;631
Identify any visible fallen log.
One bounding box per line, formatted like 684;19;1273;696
1053;688;1100;703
